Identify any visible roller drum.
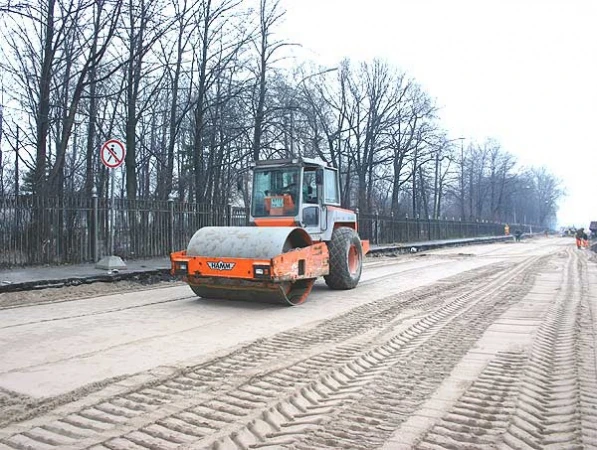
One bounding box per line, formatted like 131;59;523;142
185;227;315;306
186;226;312;258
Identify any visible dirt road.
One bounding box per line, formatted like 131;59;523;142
0;237;595;449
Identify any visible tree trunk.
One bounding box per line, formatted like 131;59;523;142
85;65;98;196
35;0;57;196
252;48;266;161
161;25;184;200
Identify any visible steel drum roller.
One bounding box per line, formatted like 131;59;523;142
186;226;312;258
186;227;316;305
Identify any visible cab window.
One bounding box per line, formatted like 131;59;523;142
252;168;299;217
303;170;318;204
324;168;339;204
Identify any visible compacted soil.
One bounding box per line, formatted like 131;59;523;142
0;238;595;449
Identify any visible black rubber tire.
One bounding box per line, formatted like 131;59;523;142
324;227;363;290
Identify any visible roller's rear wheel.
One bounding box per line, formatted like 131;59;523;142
324;227;363;290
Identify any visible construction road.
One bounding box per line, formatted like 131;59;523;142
0;237;596;449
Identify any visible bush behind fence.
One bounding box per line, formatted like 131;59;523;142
0;196;526;268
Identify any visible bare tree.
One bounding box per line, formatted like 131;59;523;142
121;0;170;200
487;142;515;221
531;167;562;226
83;1;124;196
251;0;296;161
48;0;122;196
188;0;248;202
428;135;456;219
1;0;121;197
389;81;435;215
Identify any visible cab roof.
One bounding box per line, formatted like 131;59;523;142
252;157;332;169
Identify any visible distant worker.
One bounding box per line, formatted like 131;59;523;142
514;229;522;242
575;228;587;249
504;224;510;236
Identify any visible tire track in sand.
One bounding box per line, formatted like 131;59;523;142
279;256;540;450
415;247;597;449
125;257;540;450
499;248;595;449
0;261;514;449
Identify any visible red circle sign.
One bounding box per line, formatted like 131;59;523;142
100;139;126;169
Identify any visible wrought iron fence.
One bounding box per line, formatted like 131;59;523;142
0;195;247;268
1;195;528;268
0;195;94;267
356;214;530;245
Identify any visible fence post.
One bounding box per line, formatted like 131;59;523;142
428;215;432;241
374;212;379;244
168;193;175;253
227;203;233;227
92;188;98;262
390;212;394;244
416;214;421;241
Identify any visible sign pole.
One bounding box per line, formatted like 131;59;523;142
109;166;115;256
96;138;127;271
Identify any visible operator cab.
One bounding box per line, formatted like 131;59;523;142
250;157;341;234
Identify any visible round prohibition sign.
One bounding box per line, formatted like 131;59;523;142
100;139;126;169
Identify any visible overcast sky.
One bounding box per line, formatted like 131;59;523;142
278;0;597;227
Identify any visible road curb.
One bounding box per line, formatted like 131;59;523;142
0;268;172;294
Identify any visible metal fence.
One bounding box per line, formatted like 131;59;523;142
356;214;531;245
1;196;95;268
0;196;247;268
0;195;528;268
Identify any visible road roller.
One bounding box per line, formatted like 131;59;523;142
170;157;370;305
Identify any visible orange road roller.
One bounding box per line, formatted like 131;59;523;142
170;157;369;305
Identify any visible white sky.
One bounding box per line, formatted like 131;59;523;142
279;0;597;228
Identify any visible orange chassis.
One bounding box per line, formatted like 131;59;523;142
171;242;330;283
171;239;370;284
